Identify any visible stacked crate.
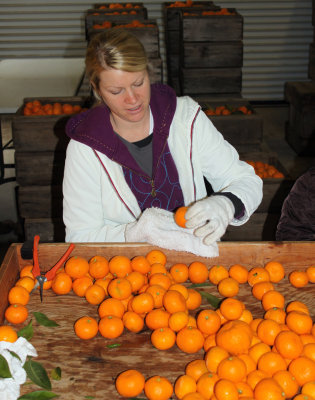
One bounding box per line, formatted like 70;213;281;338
201;99;263;153
12;97;92;242
284;81;315;156
85;5;148;39
179;7;243;96
81;2;163;92
163;1;215;94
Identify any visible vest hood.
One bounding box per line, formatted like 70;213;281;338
65;83;177;160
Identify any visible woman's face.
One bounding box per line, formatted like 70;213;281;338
97;68;151;124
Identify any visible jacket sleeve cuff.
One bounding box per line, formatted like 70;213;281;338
212;192;245;220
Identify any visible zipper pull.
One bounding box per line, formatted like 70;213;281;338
150;180;156;197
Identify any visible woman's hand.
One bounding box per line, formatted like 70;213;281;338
185;196;235;244
125;207;218;258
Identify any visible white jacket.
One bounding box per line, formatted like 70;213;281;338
63;95;263;242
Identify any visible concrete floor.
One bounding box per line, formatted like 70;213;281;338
0;102;314;264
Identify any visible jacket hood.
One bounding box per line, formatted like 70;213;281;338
65;83;177;160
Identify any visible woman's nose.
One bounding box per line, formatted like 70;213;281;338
125;89;137;104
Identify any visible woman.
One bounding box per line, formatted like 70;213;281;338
63;29;262;251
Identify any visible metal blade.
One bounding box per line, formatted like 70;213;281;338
36;275;47;302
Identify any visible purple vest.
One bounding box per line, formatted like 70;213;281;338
66;84;185;213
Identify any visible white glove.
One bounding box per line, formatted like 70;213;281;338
125;207;218;258
185;195;235;245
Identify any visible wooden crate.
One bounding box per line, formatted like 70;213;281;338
12;97;92;152
1;242;315;399
180;67;242;95
181;9;243;42
200;98;263;152
85;9;148;37
238;152;294;214
87;21;160;58
163;1;215;31
181;41;243;68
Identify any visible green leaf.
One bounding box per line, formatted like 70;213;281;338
18;320;34;340
84;397;95;399
23;360;52;390
33;312;59;327
9;350;22;362
106;343;121;348
198;291;221;308
0;354;12;378
188;282;214;288
51;367;61;381
18;390;58;399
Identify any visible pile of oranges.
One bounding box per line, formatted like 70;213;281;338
202;9;236;15
114;19;156;28
183;9;236;16
93;20;155;30
1;249;315;400
22;100;88;116
91;10;138;16
97;3;142;9
246;160;285;179
93;20;112;29
204;105;253;116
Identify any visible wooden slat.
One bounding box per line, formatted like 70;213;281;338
180;67;242;95
24;217;65;242
181;11;243;42
18;186;63;219
181;41;243;68
15;151;66;186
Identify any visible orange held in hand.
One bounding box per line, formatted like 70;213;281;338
174;206;189;228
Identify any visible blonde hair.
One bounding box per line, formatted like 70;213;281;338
86;28;149;98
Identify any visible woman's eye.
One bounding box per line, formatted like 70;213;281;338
110;90;121;95
134;81;143;87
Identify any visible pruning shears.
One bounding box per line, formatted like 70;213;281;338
32;235;75;302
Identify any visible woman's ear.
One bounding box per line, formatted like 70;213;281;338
90;81;102;102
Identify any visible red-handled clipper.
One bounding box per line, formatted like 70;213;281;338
32;235;75;301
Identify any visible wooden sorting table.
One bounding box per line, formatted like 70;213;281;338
1;242;315;399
